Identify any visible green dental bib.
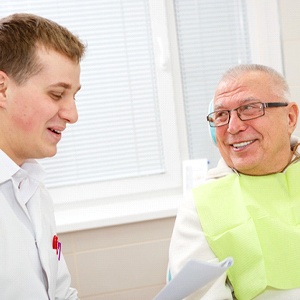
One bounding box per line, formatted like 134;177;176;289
193;162;300;300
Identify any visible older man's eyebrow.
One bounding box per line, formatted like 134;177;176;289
214;97;259;110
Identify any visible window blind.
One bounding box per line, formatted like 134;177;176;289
0;0;165;187
174;0;251;167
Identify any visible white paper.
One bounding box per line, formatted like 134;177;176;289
153;257;233;300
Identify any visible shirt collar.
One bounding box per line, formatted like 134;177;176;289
0;150;45;184
0;150;20;184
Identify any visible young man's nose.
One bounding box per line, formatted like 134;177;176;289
59;100;78;124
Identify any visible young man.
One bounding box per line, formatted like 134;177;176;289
169;64;300;299
0;13;85;299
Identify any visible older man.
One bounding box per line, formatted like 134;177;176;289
169;64;300;299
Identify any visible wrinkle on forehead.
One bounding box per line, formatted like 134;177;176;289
213;72;278;110
214;80;249;110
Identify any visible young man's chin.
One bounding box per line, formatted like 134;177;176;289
39;147;58;159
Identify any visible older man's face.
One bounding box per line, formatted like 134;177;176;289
214;71;298;175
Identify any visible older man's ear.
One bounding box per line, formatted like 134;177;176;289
288;102;299;134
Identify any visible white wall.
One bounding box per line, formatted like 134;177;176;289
278;0;300;136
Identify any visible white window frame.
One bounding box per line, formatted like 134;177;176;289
53;0;184;232
54;0;283;233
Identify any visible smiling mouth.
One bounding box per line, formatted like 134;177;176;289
232;140;255;149
49;128;61;135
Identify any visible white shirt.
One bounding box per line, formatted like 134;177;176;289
0;150;78;299
0;151;48;295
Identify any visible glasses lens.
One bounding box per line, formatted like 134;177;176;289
209;111;229;127
238;102;263;120
207;102;266;127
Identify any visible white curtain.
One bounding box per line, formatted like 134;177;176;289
0;0;165;187
174;0;251;167
0;0;252;189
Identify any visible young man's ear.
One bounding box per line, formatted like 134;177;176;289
0;71;8;108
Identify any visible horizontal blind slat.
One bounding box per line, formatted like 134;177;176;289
0;0;165;188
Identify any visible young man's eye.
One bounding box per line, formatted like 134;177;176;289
51;93;63;100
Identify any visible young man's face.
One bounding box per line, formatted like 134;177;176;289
214;71;298;175
0;46;81;165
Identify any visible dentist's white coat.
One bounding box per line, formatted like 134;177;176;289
0;184;78;300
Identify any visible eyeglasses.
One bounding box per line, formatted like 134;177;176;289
207;101;288;128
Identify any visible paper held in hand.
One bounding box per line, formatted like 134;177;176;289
153;257;234;300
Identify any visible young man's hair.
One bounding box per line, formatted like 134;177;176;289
0;13;86;84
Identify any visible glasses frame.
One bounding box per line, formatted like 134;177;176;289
207;101;289;128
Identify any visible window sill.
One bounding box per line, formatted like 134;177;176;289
54;190;182;233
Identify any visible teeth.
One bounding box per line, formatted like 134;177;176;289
233;140;253;148
51;129;61;134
